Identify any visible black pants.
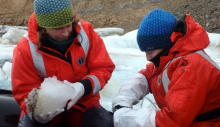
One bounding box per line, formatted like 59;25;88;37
18;107;114;127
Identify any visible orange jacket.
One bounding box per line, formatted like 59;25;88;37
11;13;115;113
140;15;220;126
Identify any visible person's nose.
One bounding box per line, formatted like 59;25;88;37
61;27;70;37
146;53;152;61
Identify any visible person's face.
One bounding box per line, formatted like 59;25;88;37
145;49;163;61
46;24;72;42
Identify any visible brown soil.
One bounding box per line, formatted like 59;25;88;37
0;0;219;33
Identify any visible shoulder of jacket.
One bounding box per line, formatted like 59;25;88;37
170;53;207;70
16;37;32;52
80;20;93;29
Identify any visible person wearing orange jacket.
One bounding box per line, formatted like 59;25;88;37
11;0;115;126
112;8;220;127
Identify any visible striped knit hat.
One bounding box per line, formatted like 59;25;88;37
137;9;176;51
34;0;74;28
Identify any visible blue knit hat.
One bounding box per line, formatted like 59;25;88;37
137;9;176;51
34;0;74;28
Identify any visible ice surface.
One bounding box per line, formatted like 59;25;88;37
1;28;27;44
95;27;124;37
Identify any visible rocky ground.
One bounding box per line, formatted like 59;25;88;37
0;0;219;33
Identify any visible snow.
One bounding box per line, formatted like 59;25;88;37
0;26;219;112
94;27;124;37
1;28;27;44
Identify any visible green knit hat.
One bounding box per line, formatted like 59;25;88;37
34;0;74;28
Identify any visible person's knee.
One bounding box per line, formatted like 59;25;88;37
18;114;50;127
18;114;36;127
82;107;114;127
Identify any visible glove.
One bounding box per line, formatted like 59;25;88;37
63;80;85;110
34;109;64;123
113;105;128;112
26;88;64;123
112;73;149;112
114;107;156;127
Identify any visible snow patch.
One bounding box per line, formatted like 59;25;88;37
1;28;27;44
2;62;12;80
0;68;8;81
95;27;124;37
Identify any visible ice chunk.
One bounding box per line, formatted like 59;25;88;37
100;78;121;111
2;62;12;80
95;27;124;37
0;68;8;81
26;76;75;118
2;28;27;44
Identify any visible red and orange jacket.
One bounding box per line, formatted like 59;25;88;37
11;13;115;113
140;15;220;126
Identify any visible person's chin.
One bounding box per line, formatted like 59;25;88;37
57;39;67;42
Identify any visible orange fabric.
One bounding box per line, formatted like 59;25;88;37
140;15;220;126
11;12;115;114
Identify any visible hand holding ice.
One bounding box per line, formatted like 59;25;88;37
63;80;85;110
26;76;75;121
